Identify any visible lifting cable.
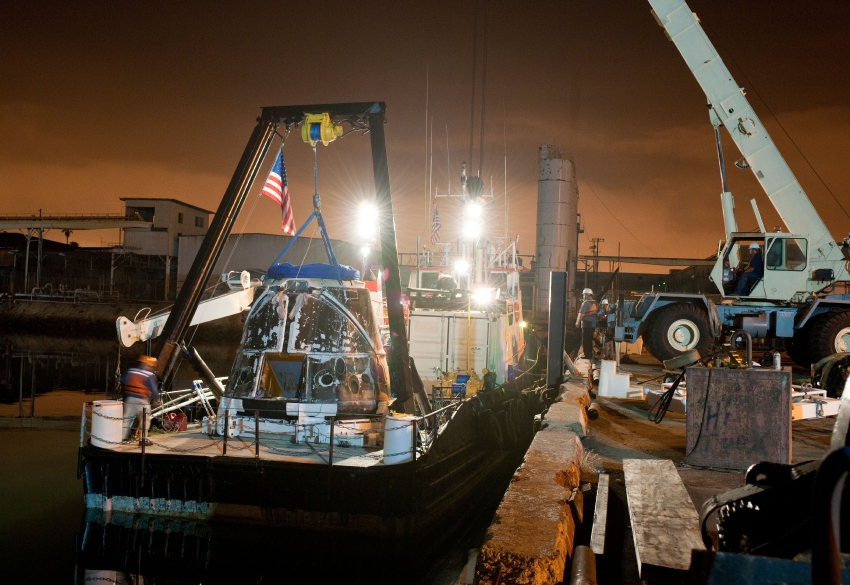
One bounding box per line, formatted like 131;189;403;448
170;126;292;388
221;126;291;273
648;369;685;424
703;22;850;221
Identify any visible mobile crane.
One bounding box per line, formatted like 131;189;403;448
620;0;850;367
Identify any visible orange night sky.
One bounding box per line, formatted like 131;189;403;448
2;1;849;268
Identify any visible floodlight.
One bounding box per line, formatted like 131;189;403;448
463;221;481;239
472;288;494;305
358;202;378;238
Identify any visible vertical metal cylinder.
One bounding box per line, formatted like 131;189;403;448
254;410;260;458
140;409;146;486
535;145;578;319
222;411;228;455
546;271;568;388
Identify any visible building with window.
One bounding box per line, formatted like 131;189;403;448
121;198;211;256
115;198;212;299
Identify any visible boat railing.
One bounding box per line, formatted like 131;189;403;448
14;287;106;303
488;241;519;269
78;394;448;468
416;399;463;451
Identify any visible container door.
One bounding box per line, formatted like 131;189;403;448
449;313;490;375
408;312;446;379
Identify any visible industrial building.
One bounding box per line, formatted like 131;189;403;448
0;197;366;302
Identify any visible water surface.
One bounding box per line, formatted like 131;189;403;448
0;332;496;583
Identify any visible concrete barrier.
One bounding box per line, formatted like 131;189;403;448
476;402;585;585
557;380;591;410
545;402;588;438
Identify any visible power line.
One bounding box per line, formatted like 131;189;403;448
581;181;661;256
704;22;850;222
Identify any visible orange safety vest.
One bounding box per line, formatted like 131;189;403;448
122;368;156;399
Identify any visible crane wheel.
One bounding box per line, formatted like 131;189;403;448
808;310;850;364
785;322;814;369
644;303;713;363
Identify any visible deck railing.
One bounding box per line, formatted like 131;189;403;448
78;386;461;468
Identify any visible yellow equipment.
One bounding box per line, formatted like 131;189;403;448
301;113;343;146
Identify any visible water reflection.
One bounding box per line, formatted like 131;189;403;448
0;332;239;420
0;332;490;583
76;509;474;585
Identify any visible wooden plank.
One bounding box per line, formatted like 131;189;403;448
589;473;609;555
623;459;704;581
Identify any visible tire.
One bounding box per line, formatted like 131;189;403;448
641;325;659;362
808;310;850;364
784;323;813;368
644;303;714;363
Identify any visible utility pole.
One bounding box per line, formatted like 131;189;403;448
36;209;43;290
590;238;604;293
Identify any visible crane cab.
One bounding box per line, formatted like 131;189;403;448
712;232;809;302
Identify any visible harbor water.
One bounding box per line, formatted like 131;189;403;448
0;332;504;583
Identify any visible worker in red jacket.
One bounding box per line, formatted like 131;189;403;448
121;355;160;443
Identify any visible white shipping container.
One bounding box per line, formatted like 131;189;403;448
408;310;492;383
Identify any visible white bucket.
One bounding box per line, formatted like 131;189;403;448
91;400;124;449
383;416;416;465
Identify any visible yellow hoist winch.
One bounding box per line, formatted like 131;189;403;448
301;113;343;147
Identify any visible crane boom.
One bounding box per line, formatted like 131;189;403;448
648;0;835;256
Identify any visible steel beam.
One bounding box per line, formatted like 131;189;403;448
578;255;715;266
369;108;423;414
0;219;152;230
154;117;276;380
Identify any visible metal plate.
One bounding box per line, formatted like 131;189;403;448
685;368;791;470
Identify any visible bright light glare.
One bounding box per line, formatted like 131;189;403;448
518;320;527;328
472;288;494;304
358;202;379;238
463;221;481;239
360;245;371;257
465;201;482;219
455;259;470;274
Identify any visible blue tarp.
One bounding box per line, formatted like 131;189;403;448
267;262;360;281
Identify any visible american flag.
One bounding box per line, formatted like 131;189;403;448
261;149;296;235
430;205;441;245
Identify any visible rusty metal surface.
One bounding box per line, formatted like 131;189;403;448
685;368;791;470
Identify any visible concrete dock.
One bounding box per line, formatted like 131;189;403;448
473;355;836;584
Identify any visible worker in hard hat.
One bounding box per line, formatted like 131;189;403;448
734;242;764;295
597;298;615;360
121;355;160;444
575;288;598;362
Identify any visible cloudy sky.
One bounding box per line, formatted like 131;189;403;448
2;1;849;268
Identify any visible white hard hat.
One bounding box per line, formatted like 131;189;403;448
601;299;609;305
582;288;593;295
749;242;760;249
